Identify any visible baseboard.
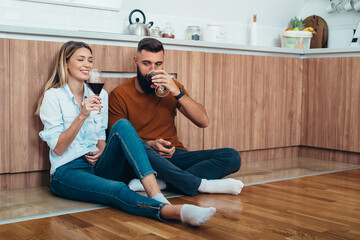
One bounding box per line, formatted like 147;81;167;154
239;146;300;162
0;171;50;191
239;146;360;165
1;146;359;191
299;146;360;165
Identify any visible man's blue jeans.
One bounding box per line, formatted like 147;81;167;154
50;119;165;221
141;140;241;196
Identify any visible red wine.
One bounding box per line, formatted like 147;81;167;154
87;83;104;95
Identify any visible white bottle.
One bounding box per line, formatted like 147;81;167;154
251;14;257;46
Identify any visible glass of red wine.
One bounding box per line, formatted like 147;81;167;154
148;71;169;97
87;69;105;115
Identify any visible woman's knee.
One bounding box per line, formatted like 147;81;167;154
110;119;135;136
112;119;131;131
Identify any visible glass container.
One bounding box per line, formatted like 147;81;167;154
186;26;200;40
150;26;161;37
161;23;175;38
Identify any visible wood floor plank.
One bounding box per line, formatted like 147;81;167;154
0;169;359;240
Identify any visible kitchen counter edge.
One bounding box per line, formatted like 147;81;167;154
1;25;359;58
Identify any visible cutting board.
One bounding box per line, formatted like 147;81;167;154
303;15;328;48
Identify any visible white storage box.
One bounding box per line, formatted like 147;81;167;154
281;31;312;49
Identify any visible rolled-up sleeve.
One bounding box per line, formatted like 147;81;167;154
39;90;64;150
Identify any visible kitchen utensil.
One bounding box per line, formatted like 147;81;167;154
354;1;360;11
303;15;328;48
344;0;354;11
326;2;337;13
125;9;153;36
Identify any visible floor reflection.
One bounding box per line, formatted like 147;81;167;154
230;157;359;185
0;157;359;223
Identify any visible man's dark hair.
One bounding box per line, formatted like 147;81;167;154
137;38;164;53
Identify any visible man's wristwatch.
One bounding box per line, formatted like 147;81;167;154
174;87;185;100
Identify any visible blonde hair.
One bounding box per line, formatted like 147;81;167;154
35;41;92;115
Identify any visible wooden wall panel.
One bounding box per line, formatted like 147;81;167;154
103;77;130;94
0;39;10;173
175;51;205;151
10;40;61;172
239;146;300;162
90;44;136;72
0;171;49;191
302;57;360;152
90;46;177;73
204;53;302;151
164;49;178;74
299;146;360;165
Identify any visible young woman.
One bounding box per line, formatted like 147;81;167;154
36;41;215;226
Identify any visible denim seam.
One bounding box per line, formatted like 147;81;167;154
53;179;162;219
116;133;143;178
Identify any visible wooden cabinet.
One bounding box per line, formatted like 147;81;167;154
175;50;205;151
203;53;302;151
2;38;359;189
91;43;137;95
9;41;139;174
91;44;136;72
302;57;360;152
10;40;62;172
0;39;10;174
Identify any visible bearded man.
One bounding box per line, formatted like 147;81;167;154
108;38;243;197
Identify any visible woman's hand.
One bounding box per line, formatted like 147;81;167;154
81;95;102;117
85;140;106;165
85;150;102;165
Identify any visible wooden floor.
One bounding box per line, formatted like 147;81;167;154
0;169;359;240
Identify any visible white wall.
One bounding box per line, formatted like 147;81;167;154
299;0;360;48
1;0;359;48
0;0;124;32
119;0;308;47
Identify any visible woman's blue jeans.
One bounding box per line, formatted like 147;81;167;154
50;119;165;221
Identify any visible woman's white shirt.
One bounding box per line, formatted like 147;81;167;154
39;83;108;175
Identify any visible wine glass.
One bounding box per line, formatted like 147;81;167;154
148;71;169;97
87;69;105;115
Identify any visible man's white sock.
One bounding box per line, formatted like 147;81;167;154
198;178;244;195
128;178;167;192
152;193;171;205
180;204;216;226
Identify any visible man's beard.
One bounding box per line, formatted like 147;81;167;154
137;67;155;94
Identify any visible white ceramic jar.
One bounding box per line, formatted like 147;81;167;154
203;23;225;42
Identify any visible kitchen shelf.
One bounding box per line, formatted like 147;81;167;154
1;24;359;58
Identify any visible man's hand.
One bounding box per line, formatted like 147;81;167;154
147;138;175;158
150;70;181;97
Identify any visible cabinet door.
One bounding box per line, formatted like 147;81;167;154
302;57;360;152
90;45;177;73
10;40;62;172
0;39;10;173
204;53;302;151
90;44;136;72
175;50;205;151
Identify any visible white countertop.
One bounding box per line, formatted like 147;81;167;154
1;24;359;58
